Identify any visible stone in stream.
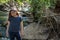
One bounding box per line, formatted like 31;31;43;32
23;23;49;40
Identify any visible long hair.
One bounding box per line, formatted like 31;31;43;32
8;10;19;21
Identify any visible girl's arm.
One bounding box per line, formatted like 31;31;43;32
20;20;24;36
6;21;10;37
6;21;10;32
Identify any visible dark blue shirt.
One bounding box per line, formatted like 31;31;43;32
8;16;22;32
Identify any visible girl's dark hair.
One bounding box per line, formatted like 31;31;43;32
8;10;19;21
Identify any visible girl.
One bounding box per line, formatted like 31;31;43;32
6;10;24;40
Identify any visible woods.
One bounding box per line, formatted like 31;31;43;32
0;0;60;40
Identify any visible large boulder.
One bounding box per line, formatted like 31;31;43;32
23;23;49;40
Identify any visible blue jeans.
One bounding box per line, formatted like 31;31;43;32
9;32;21;40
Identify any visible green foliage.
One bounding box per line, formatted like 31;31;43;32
27;0;56;21
0;0;9;5
50;0;56;8
26;0;32;4
15;0;23;5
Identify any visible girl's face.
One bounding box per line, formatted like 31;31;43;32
11;10;17;17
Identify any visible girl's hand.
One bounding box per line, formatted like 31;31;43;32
20;31;24;37
6;31;9;37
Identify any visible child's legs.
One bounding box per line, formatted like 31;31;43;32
9;32;15;40
15;32;22;40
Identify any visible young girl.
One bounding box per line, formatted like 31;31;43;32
6;10;24;40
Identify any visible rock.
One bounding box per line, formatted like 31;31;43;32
23;23;49;40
